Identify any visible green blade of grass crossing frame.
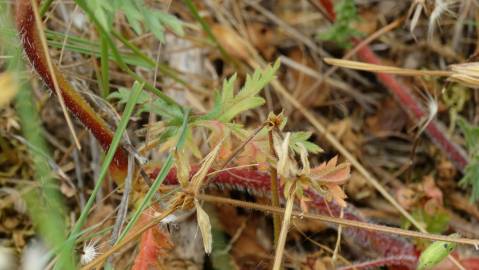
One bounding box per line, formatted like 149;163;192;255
117;108;190;242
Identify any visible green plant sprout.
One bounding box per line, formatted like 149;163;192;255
318;0;362;48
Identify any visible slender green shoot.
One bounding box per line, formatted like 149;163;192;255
39;0;55;16
117;109;190;242
61;81;144;267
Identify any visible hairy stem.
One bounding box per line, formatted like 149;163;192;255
268;129;281;247
16;0;129;180
158;166;419;269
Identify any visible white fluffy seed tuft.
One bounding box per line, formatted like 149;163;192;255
80;240;99;265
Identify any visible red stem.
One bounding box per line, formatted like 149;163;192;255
157;166;418;269
318;0;469;172
16;0;128;180
337;255;418;270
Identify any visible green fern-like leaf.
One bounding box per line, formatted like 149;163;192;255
290;131;323;154
204;60;280;123
85;0;184;42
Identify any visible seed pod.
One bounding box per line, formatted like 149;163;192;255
417;233;459;270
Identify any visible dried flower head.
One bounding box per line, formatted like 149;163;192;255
449;62;479;87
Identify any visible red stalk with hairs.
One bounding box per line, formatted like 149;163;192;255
16;0;129;180
16;0;423;268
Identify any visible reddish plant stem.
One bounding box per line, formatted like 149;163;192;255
156;166;418;269
337;255;418;270
316;0;469;172
16;0;128;180
318;0;336;21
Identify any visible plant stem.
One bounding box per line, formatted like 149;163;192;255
197;194;479;246
61;82;143;269
16;0;130;179
272;194;293;270
268;129;281;247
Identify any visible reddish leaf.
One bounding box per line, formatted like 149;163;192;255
132;208;173;270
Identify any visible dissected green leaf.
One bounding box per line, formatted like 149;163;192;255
108;87;150;104
85;0;184;42
290;131;323;154
203;60;280;122
109;87;183;121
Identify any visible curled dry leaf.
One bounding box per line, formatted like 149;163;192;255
324;184;348;208
308;156;351;208
422;175;443;205
194;199;212;254
310;156;351;185
190;139;224;193
275;132;294;178
174;149;191;188
449;62;479;87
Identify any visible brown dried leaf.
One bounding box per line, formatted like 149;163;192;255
310;157;351;185
194;199;212;254
190;138;224;193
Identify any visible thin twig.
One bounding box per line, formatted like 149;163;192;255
272;194;294;270
198;194;479;246
110;154;135;245
218;122;267;170
268;128;281;247
323;58;452;77
332;207;344;263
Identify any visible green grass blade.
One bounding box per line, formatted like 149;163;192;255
57;81;144;268
117;109;190;242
